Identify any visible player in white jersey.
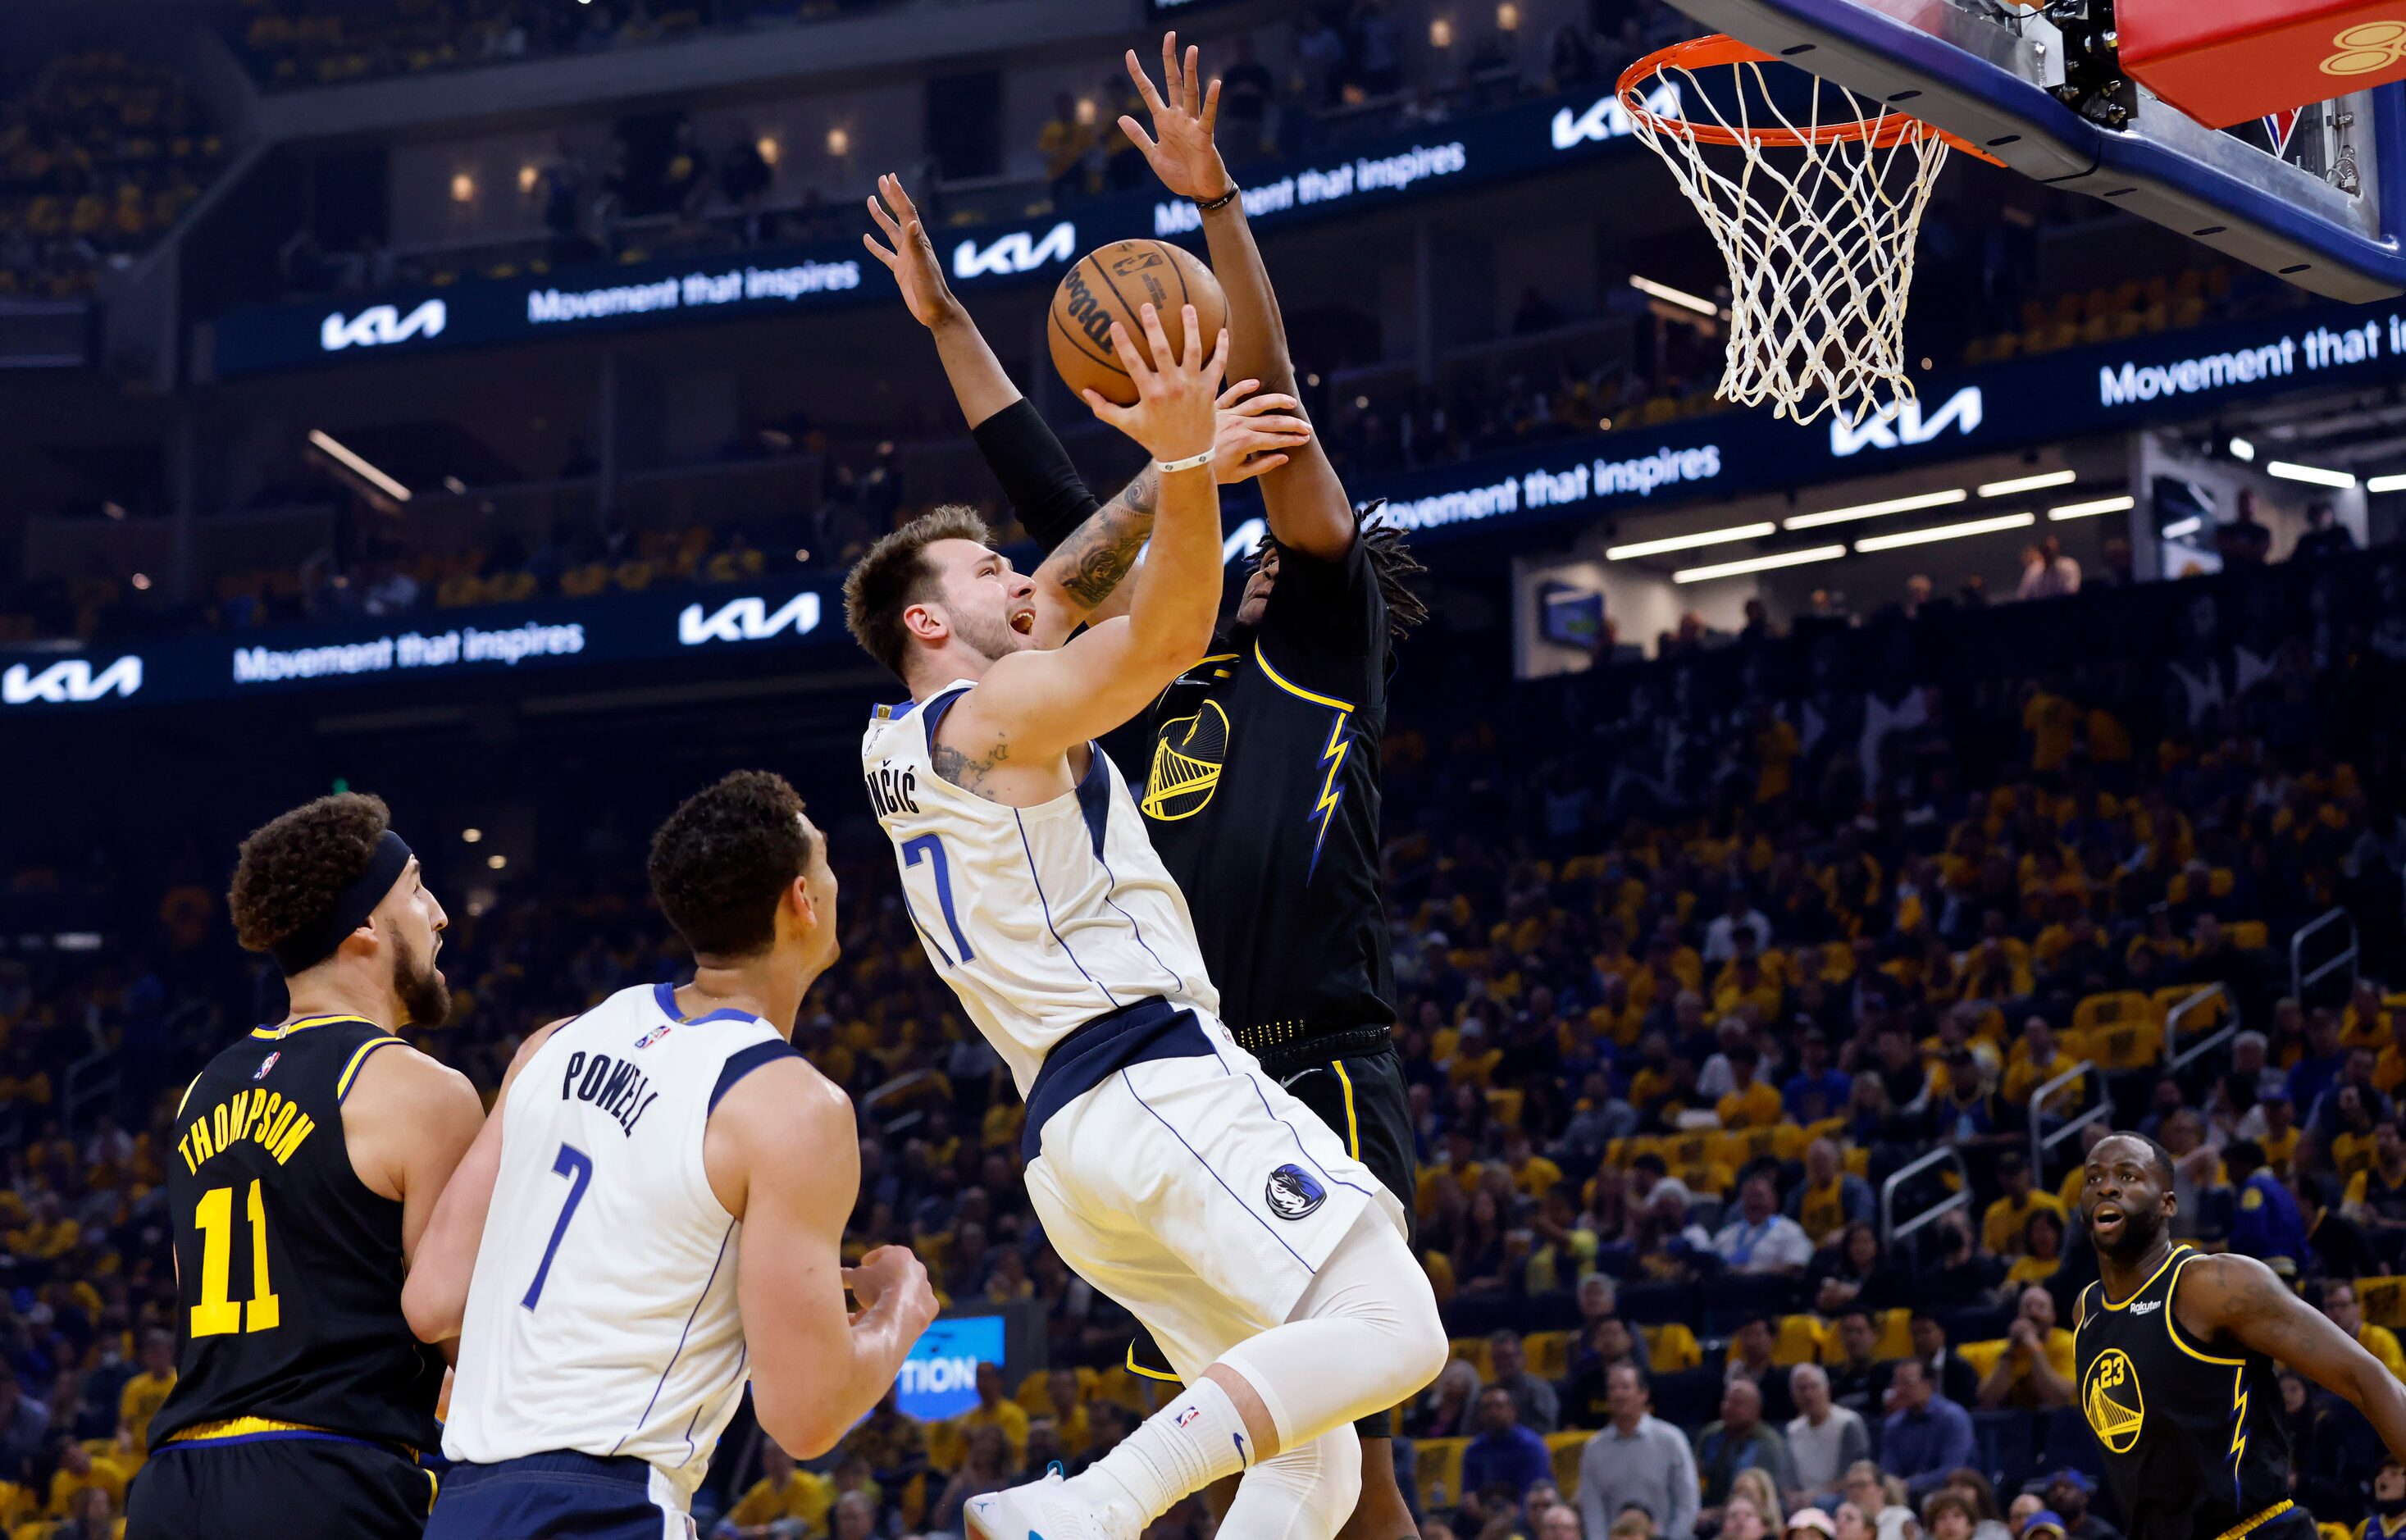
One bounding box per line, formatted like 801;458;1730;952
402;772;937;1539
842;293;1444;1540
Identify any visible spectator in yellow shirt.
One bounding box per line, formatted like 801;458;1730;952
1501;1128;1564;1201
2021;685;2078;775
1975;1286;2076;1410
42;1445;124;1521
2002;1018;2077;1108
715;1442;832;1538
1716;1046;1784;1130
927;1363;1028;1472
1036;1369;1090;1460
1981;1152;2067;1257
2319;1280;2406;1381
116;1332;175;1460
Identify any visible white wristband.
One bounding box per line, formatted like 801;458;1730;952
1155;449;1213;475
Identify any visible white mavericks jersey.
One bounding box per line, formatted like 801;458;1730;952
862;681;1219;1092
443;982;791;1506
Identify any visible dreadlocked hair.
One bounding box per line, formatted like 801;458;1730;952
1253;501;1429;640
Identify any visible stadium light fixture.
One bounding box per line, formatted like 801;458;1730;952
307;430;411;503
1606;521;1777;561
2228;437;2255;462
462;828;483;844
1854;511;2035;553
1975;469;2076;498
1673;545;1847;584
2266;459;2356;490
1629;275;1718;318
2048;495;2136;522
488;854;508;871
2366;473;2406;494
2163;517;2203;539
1784;488;1966;530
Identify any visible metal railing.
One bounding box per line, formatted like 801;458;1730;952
60;1047;118;1140
2291;906;2360;1003
1880;1144;1974;1255
2030;1059;2112;1178
2165;982;2240;1073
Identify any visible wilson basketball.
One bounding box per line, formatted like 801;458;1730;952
1048;239;1228;407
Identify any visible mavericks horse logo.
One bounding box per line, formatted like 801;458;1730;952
1265;1164;1326;1221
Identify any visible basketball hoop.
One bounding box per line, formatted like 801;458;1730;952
1617;35;1998;428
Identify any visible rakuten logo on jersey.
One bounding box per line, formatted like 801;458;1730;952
2;656;142;706
951;221;1075;280
320;299;448;353
677;593;823;647
1552;83;1682;150
1828;385;1984;457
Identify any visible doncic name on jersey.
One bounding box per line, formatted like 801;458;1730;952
558;1042;662;1136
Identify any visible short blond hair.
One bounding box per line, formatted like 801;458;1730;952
841;504;993;681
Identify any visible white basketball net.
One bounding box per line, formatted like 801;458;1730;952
1623;50;1955;428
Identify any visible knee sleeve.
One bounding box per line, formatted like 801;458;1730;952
1218;1430;1362;1540
1214;1208;1447;1450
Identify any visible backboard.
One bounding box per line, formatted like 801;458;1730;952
1665;0;2406;302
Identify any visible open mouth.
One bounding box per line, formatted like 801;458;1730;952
2090;1204;2125;1237
1009;609;1035;636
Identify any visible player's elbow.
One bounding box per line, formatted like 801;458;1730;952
400;1273;462;1346
751;1383;841;1460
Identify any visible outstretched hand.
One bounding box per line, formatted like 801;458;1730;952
1214;379;1311;484
1081;303;1228;464
1122;31;1230;204
862;173;958;330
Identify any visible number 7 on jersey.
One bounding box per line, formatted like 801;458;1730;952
522;1143;593;1310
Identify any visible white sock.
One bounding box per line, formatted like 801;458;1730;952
1066;1377;1252;1525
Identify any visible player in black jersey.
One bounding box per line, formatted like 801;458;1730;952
862;33;1427;1540
2075;1132;2406;1540
127;794;484;1540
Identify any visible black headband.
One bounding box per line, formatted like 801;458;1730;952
270;829;414;977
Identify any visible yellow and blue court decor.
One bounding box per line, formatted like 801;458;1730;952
894;1313;1009;1424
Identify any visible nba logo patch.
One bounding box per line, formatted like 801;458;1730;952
1175;1406;1203;1429
633;1025;672;1050
1265;1164;1325;1220
253;1052;280;1082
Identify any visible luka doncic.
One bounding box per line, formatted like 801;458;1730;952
2075;1132;2406;1540
127;795;484;1540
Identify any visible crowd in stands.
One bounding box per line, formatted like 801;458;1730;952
0;50;221;300
7;542;2406;1536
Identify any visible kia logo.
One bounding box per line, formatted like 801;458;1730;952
1552;83;1681;150
1829;385;1984;457
678;593;823;646
2;656;143;705
951;221;1077;280
320;299;449;353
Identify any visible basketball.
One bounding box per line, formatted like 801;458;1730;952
1048;239;1228;407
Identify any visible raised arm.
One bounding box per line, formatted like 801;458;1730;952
399;1018;567;1345
945;303;1226;764
2181;1251;2406;1462
1123;34;1357;561
869;172;1305;640
709;1056;937;1457
864;174;1018;431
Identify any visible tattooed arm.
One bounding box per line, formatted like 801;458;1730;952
2180;1251;2406;1462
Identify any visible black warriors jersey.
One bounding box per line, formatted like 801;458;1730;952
150;1016;443;1452
2075;1246;2292;1540
1137;537;1396;1070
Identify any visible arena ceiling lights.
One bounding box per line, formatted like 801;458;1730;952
306;429;412;505
1672;544;1846;584
1784;488;1966;530
1628;274;1720;318
2265;459;2357;490
2366;473;2406;493
1975;469;2076;497
1604;521;1777;560
1854;511;2036;553
2048;494;2137;521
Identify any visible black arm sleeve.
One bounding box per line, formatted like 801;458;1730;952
970;399;1103;555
